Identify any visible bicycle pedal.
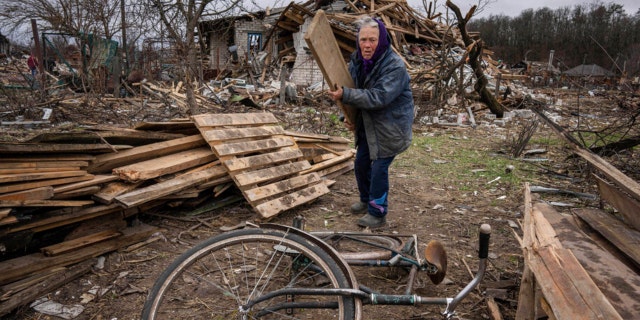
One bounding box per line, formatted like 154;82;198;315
424;240;447;285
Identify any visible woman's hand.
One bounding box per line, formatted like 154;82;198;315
327;85;343;101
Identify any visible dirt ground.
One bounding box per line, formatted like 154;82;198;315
4;87;638;320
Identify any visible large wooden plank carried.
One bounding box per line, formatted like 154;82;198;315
304;10;357;124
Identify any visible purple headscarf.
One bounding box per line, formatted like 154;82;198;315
357;18;390;76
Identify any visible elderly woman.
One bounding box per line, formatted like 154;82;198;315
328;16;414;228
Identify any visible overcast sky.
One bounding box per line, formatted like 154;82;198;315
406;0;640;18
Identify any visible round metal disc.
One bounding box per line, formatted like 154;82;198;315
424;240;447;285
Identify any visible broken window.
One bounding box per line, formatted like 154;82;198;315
247;32;262;59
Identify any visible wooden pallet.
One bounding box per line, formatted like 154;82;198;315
192;113;329;218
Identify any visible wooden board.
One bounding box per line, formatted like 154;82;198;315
113;147;216;182
0;161;88;169
52;174;118;193
92;181;144;204
541;202;640;319
0;175;95;194
87;134;206;173
0;223;157;286
40;229;122;256
593;173;640;231
0;170;87;184
573;207;640;269
115;166;228;208
193;113;330;218
304;10;357;124
0;200;94;207
0;187;54;201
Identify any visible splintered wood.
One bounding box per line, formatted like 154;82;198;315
192;113;331;218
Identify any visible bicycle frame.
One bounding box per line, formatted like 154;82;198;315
244;222;492;319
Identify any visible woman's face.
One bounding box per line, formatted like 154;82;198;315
358;26;379;60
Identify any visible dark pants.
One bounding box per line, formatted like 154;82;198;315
354;130;395;218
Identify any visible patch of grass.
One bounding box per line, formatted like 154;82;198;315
394;132;537;190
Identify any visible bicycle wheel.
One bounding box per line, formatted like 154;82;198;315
142;227;356;320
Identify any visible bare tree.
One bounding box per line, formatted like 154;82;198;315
149;0;242;115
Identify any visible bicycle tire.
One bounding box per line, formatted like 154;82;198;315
314;232;404;260
142;227;356;320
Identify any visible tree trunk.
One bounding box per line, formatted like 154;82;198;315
446;1;505;117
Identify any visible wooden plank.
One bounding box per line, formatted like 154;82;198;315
0;260;92;318
0;208;10;219
0;155;94;162
223;148;303;172
202;126;285;141
245;173;321;202
542;202;640;319
52;174;118;193
0;187;54;201
0;143;132;154
234;161;311;186
213;137;295;157
115;166;228;208
516;183;539;320
40;230;122;256
255;182;330;218
0;170;87;184
593;173;640;231
113;147;216;182
92;181;143;204
299;150;355;175
304;10;357;124
573;207;640;269
0;200;94;207
0;204;121;235
0;175;95;194
0;161;88;169
0;223;157;286
192;113;278;128
53;185;101;200
0;167;81;174
87;134;206;173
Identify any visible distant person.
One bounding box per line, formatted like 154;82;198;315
27;53;38;77
327;16;414;228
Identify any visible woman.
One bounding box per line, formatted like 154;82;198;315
327;16;414;228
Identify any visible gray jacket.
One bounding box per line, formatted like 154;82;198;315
342;47;414;160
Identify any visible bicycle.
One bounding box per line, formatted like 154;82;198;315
141;216;491;319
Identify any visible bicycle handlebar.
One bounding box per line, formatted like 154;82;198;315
478;224;491;259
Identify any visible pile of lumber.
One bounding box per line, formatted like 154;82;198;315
0;112;354;316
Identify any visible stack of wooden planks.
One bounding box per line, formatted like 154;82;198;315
0;112;354;316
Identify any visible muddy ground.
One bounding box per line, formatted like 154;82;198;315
3;87;638;320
